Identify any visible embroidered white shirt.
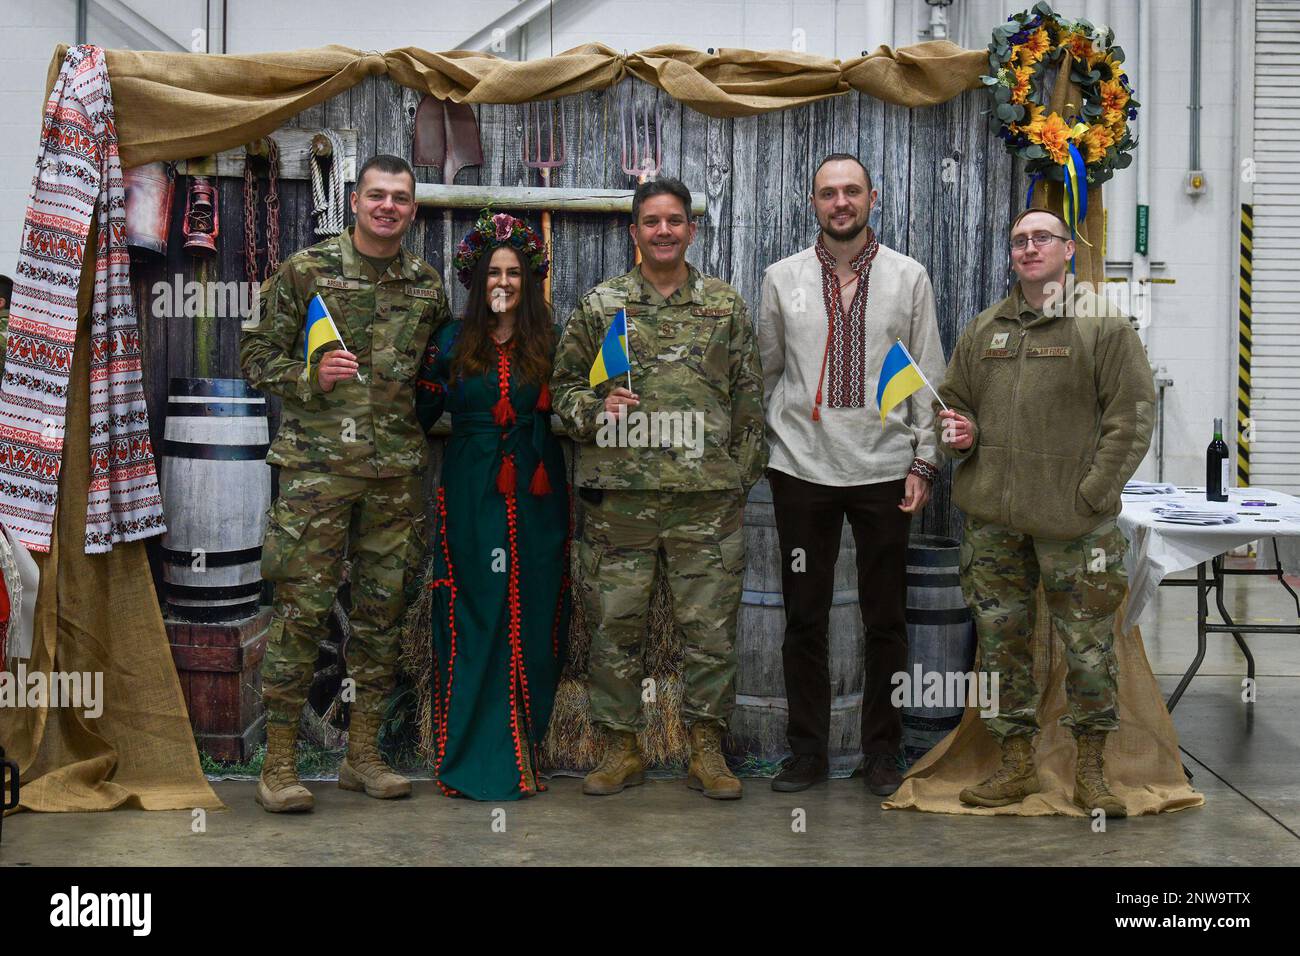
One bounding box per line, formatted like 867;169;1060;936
757;242;945;487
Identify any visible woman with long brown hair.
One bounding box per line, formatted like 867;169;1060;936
416;211;569;800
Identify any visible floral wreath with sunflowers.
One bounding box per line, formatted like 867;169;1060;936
983;2;1139;191
453;209;549;289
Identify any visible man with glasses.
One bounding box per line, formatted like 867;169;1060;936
934;208;1154;818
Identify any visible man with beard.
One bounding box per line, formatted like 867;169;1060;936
936;208;1154;818
757;154;945;796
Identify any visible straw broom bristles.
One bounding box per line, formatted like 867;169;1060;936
399;558;438;763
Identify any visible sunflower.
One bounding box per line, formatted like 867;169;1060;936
1094;52;1124;83
1100;78;1128;113
1010;65;1034;104
1036;113;1075;164
1064;30;1096;66
1081;123;1115;164
1016;26;1052;65
1012;102;1048;140
1102;106;1127;134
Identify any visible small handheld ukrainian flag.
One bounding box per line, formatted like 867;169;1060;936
304;294;346;377
876;338;945;426
588;308;632;388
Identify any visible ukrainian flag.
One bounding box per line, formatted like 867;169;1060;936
588;308;631;387
875;339;929;426
304;294;346;377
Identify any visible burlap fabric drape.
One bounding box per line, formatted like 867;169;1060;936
47;41;987;168
885;593;1203;816
0;218;222;815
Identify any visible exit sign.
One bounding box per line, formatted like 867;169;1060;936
1136;204;1149;255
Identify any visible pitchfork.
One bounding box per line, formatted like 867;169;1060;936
522;99;566;305
619;95;662;185
619;92;662;264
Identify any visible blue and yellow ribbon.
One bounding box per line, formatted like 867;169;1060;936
1024;124;1093;273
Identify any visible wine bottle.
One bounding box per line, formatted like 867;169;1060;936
1206;418;1229;502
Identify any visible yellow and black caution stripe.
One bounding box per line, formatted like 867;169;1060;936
1238;203;1253;486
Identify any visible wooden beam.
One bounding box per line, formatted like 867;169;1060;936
414;182;707;215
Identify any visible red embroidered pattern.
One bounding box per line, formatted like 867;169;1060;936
492;339;516;427
0;45;166;553
495;340;537;795
503;480;535;794
429;487;460;797
812;232;879;419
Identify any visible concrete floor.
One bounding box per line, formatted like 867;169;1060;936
3;566;1299;866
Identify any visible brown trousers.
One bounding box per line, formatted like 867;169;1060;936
768;468;910;758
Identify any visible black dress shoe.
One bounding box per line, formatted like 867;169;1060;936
862;753;903;797
771;753;829;792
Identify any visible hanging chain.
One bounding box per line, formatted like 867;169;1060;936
265;138;280;276
243;138;281;284
243;157;258;281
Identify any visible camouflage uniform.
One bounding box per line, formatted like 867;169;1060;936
552;264;766;732
960;516;1127;739
240;227;450;724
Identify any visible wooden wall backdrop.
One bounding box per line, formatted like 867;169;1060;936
132;74;1027;597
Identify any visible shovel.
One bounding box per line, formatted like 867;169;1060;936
413;96;483;287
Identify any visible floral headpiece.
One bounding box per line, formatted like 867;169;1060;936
453;209;549;289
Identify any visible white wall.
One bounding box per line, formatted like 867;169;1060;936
0;0;1244;487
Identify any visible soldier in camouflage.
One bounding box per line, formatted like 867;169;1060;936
551;177;766;800
240;154;450;812
936;208;1155;818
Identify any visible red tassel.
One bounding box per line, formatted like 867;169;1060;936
493;393;516;426
529;461;552;496
497;455;517;495
536;381;551;412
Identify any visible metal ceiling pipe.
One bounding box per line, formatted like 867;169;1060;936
1190;0;1202;171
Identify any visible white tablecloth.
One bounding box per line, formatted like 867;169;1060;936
1117;486;1300;629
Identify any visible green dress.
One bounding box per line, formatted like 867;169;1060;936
417;321;570;800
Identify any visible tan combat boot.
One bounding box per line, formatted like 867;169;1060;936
687;724;742;800
959;734;1040;808
1073;732;1127;819
582;729;645;795
256;722;314;813
339;709;412;799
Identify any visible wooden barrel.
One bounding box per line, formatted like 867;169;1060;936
729;477;865;774
901;534;976;765
159;378;271;623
